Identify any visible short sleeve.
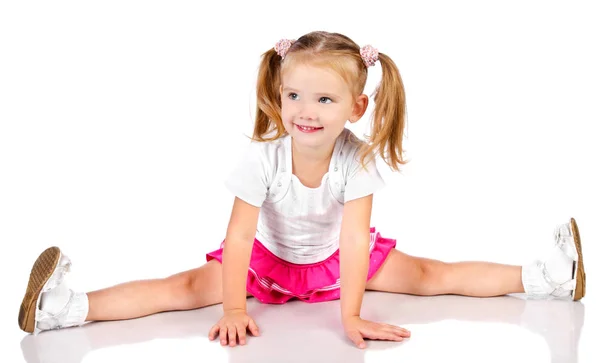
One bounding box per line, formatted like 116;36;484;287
343;153;385;203
223;141;271;207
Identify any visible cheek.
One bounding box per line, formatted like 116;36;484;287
280;109;292;124
321;107;345;123
280;103;296;123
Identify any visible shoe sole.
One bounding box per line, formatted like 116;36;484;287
571;218;586;301
18;246;61;333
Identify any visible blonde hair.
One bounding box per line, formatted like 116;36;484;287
253;31;408;171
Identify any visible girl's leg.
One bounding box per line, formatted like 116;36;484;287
366;219;584;300
366;249;524;297
19;246;250;334
86;259;227;321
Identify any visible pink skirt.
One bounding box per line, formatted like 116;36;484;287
205;227;396;304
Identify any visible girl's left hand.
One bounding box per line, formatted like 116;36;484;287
343;316;411;349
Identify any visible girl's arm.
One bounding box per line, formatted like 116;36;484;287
339;194;373;321
339;194;408;349
222;197;261;312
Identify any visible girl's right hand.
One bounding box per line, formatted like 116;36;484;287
208;309;260;346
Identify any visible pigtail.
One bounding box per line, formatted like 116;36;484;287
253;48;287;142
361;52;408;172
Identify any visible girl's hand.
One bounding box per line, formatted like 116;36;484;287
343;316;411;349
208;309;260;347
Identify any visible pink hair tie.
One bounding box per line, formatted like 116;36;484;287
360;45;379;67
275;39;296;59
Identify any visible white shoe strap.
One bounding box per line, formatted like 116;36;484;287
554;225;578;261
540;261;576;296
35;290;74;333
555;238;578;261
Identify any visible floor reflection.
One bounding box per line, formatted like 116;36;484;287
20;293;585;363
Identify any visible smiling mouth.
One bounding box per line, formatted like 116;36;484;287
295;124;323;132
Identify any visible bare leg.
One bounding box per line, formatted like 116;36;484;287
86;260;252;322
20;245;256;334
366;249;524;297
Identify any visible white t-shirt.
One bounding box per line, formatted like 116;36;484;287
224;128;385;264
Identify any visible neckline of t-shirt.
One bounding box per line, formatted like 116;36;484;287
284;129;346;185
291;172;330;191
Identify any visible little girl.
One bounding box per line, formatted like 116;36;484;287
18;31;586;349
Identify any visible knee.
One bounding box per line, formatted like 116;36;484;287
416;258;449;295
163;273;198;310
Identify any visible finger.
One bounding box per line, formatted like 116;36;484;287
237;324;247;345
208;324;219;340
379;326;405;341
347;330;366;349
248;318;260;336
386;324;411;338
384;323;409;332
364;326;403;342
396;327;411;337
227;324;238;346
381;329;404;342
219;325;228;346
387;332;405;341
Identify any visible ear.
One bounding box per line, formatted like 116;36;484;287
348;94;368;123
279;85;283;97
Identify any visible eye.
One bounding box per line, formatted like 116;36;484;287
319;97;332;104
287;92;298;100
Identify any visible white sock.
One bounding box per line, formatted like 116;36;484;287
39;282;89;328
522;261;550;298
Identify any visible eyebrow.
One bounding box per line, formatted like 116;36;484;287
282;87;341;99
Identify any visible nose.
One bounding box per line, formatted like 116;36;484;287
297;102;317;121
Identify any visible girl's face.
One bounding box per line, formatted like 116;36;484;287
280;64;359;151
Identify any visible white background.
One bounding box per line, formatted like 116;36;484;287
1;1;598;362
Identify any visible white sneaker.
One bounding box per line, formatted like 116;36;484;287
18;247;89;335
522;218;586;301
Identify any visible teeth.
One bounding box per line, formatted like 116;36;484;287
298;125;319;131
